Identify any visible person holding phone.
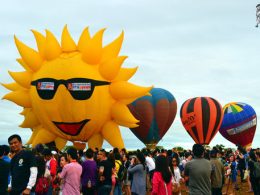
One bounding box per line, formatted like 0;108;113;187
128;153;146;195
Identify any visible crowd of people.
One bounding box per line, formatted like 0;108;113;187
0;134;260;195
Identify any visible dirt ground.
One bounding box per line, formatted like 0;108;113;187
146;176;254;195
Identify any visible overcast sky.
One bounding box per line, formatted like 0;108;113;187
0;0;259;149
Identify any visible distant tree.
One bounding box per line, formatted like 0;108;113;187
175;146;184;152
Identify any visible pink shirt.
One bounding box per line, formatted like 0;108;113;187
152;171;172;195
60;162;82;195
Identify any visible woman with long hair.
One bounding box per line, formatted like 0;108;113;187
169;156;183;195
152;155;172;195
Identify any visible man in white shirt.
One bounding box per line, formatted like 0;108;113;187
144;151;155;190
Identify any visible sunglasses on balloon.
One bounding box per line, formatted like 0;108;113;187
31;78;110;100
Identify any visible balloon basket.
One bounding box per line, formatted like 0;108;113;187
145;143;157;150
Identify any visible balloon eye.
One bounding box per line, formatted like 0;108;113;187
31;78;110;100
67;83;91;91
37;82;55;90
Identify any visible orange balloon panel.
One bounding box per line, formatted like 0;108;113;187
180;97;223;145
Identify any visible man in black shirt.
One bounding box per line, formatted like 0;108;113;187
97;149;113;195
0;145;10;195
8;134;37;195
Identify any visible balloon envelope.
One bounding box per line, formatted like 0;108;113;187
180;97;223;145
128;88;177;147
219;102;257;147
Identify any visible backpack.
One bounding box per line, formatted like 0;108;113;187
116;161;127;182
253;161;260;179
35;176;49;194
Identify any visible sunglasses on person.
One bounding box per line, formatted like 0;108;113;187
31;78;110;100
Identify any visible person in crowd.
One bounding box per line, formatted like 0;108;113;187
152;155;172;195
2;145;11;162
210;149;224;195
59;154;69;171
97;149;113;195
114;152;123;195
59;147;82;195
160;149;167;157
128;152;146;195
43;148;58;194
255;151;260;190
109;153;117;195
217;150;226;166
180;152;192;174
54;154;69;194
248;150;260;194
122;153;131;195
169;156;183;195
225;154;238;195
2;145;11;188
81;148;97;195
184;144;211;195
0;145;10;195
8;134;37;195
144;150;155;191
34;155;50;195
236;146;246;183
78;150;86;164
120;148;127;157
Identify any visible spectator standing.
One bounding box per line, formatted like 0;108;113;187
43;148;58;194
55;154;69;194
236;146;246;183
144;151;155;190
152;155;172;195
169;156;183;195
210;149;224;195
59;147;82;195
2;145;11;163
8;134;37;195
34;155;50;195
248;150;260;194
128;153;146;195
122;153;131;195
0;145;10;195
114;152;123;195
97;149;113;195
81;148;97;195
2;145;11;188
184;144;211;195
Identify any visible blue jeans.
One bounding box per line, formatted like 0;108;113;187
114;184;122;195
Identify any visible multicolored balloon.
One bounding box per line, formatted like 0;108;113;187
180;97;223;145
127;88;177;148
219;102;257;148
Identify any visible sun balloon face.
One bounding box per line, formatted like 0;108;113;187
3;26;152;149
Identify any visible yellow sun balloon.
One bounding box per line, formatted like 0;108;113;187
2;26;152;150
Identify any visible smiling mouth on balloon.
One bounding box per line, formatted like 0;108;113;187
53;119;89;136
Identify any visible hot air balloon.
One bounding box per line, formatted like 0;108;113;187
219;102;257;148
128;88;177;149
180;97;223;145
2;26;152;150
